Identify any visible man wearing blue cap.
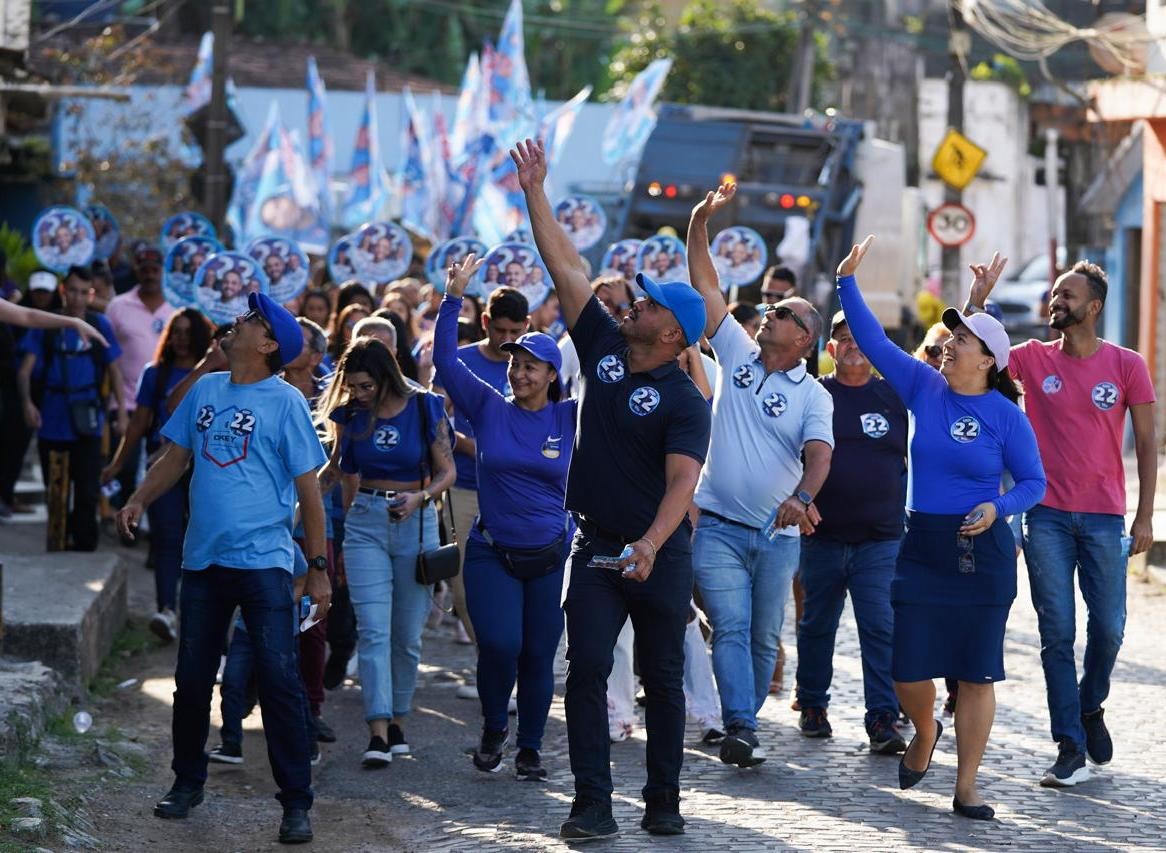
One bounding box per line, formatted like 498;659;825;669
686;184;834;769
514;139;712;839
117;292;331;844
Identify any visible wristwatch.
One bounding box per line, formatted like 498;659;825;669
309;555;328;572
796;490;814;507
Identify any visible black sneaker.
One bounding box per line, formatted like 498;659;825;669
868;716;908;755
472;727;507;772
208;742;243;764
800;706;833;738
701;727;725;745
515;747;547;781
361;735;392;768
386;722;410;756
310;743;321;766
1040;738;1090;787
322;653;349;690
719;724;766;768
641;791;685;835
153;786;204;819
278;807;313;844
1082;708;1113;765
313;715;337;743
559;798;618;841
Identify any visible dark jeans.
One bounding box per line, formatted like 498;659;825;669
463;538;567;750
0;382;31;505
563;525;692;806
146;479;188;612
38;435;102;550
326;517;357;670
294;537;333;718
219;621;258;747
173;566;313;810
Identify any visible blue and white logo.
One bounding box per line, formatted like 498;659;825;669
860;412;890;439
1091;381;1119;411
761;392;787;418
597;354;625;384
732;364;756;389
228;409;256;436
373;425;401;451
152;318;165;334
628;386;661;416
195;405;215;432
950;416;980;443
1042;374;1062;395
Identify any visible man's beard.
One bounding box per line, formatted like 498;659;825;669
1050;305;1086;330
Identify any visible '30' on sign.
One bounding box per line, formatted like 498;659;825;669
927;203;976;248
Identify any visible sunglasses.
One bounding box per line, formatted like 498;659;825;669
761;289;793;302
760;303;810;335
957;532;975;574
242;309;274;337
925;344;943;359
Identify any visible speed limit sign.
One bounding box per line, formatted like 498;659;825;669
927;203;975;248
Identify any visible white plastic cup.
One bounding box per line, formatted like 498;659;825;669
72;710;93;734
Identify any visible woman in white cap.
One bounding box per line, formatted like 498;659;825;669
836;236;1046;821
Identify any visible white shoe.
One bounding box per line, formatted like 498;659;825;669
149;609;177;643
508;695;518;714
455;622;474;645
456;684;479;700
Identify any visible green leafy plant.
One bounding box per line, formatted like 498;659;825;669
0;224;40;288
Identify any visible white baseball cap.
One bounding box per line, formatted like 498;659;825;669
28;271;58;292
941;307;1010;370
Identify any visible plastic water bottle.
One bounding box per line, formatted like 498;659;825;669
72;710;93;734
101;480;121;499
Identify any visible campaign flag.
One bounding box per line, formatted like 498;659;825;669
472;145;528;247
340;70;391;230
447;133;494;238
180;31;214;116
449;52;482;159
398;88;437;241
306;56;335;233
225;101;282;243
540;85;592;166
602;57;672;165
487;0;534;136
430;93;455;242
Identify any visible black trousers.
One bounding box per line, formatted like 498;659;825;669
0;382;32;505
38;435;103;551
562;525;692;806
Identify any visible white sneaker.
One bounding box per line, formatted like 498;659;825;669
508;695;518;714
456;684;479;700
455;621;474;645
149;609;177;643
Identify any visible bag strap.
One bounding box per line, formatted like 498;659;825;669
415;392;456;548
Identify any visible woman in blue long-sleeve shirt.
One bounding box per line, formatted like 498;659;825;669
433;254;578;782
836;237;1045;821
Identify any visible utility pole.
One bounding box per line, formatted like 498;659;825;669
787;0;818;114
1044;127;1059;291
204;3;232;233
941;1;970;309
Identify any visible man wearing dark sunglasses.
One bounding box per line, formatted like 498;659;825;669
117;292;331;844
686;182;834;771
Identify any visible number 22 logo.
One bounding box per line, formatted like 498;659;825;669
950;416;980;443
229;409;256;436
1092;382;1118;411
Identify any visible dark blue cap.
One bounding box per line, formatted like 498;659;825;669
500;331;562;371
635;273;707;346
248;291;303;367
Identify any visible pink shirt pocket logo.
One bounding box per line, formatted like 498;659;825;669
1041;374;1062;395
1091;381;1119;411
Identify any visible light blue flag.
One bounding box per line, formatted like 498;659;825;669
602;58;673;165
306;56;335;235
226;102;281;244
340;70;391;230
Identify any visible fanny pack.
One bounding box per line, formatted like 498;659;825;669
68;399;103;437
477;518;567;580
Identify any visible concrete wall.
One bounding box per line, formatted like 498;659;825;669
1104;173;1143;348
918;79;1063;296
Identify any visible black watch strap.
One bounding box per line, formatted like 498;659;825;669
309;555;328;571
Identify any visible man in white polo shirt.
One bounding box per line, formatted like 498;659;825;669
687;184;834;768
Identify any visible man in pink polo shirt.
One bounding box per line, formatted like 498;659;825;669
105;245;174;509
969;258;1156;789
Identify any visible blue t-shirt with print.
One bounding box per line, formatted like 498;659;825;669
435;343;511;490
21;314;122;441
135;363;192;453
162;372;327;572
330;392;446;482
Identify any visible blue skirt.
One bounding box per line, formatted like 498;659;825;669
891;511;1015;683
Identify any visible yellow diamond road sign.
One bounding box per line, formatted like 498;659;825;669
932;129;987;190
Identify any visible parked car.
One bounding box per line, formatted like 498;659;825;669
993;250;1065;339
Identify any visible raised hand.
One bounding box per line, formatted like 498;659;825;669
837;235;875;278
692;183;737;222
510;138;548;193
445;253;485;298
968;252;1008;307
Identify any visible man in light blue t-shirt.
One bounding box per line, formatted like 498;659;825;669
117;292;330;845
687;185;834;770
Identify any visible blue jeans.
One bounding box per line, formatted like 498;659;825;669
147;481;188;612
1023;505;1128;749
463;537;567;750
563;523;692;805
693;515;800;731
173;566;312;809
344;493;438;721
219;618;257;747
795;536;900;726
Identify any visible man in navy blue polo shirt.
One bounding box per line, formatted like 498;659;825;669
117;293;331;845
686;183;834;769
514;139;711;840
795;311;908;754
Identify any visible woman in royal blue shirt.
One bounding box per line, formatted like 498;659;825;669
319;336;455;768
837;237;1045;821
102;307;214;643
434;255;578;782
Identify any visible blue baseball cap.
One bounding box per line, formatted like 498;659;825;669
635;273;706;346
248;291;303;367
500;331;562;371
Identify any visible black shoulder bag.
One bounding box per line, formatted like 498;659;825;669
43;313;106;437
413;392;460;585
